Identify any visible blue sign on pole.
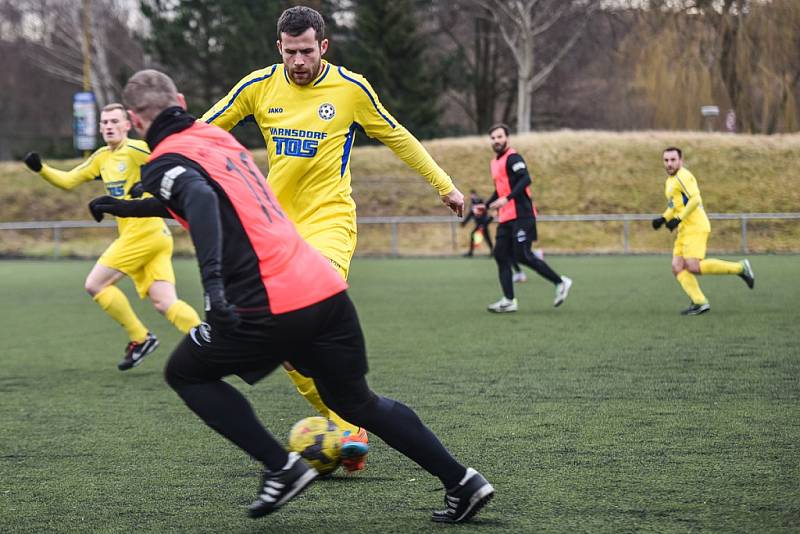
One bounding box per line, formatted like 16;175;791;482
73;92;97;151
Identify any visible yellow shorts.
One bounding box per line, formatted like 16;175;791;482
673;230;709;260
98;229;176;298
299;224;357;280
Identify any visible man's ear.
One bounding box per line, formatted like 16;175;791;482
177;93;187;110
320;38;329;56
128;109;144;133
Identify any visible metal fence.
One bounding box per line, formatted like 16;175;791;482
2;212;798;258
362;212;800;256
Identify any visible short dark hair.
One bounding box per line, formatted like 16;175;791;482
123;69;180;121
663;146;682;158
488;123;509;136
277;6;325;41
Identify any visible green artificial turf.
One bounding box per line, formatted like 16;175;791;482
1;256;797;533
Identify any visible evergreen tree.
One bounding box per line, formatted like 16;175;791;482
139;0;285;116
349;0;442;139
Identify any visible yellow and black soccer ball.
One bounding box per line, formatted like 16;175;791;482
287;416;343;475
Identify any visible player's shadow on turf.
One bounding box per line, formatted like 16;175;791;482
230;469;396;483
316;474;396;483
113;369;161;379
411;505;503;527
235;512;505;534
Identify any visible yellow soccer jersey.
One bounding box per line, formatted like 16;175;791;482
38;139;167;240
662;167;711;233
201;61;455;236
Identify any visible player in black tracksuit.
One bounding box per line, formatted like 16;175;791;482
461;190;494;256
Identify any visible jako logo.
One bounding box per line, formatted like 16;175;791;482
269;107;284;113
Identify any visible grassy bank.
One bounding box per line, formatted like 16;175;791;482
2;130;798;256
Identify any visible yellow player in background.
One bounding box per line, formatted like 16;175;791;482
202;6;464;471
652;146;755;315
22;103;201;369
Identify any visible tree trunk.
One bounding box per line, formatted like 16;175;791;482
516;76;533;133
516;43;534;133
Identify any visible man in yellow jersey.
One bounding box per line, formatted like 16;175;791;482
22;103;201;369
202;6;464;472
652;146;755;315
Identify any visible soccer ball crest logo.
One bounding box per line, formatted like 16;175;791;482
318;103;336;120
288;416;343;475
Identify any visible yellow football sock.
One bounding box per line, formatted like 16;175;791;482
165;299;202;334
285;369;360;434
676;270;707;305
93;285;148;342
700;258;744;275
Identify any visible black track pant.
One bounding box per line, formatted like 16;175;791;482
163;291;466;489
494;218;562;299
466;223;493;255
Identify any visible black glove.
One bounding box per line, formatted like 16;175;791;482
651;216;666;230
88;196;122;222
204;281;240;334
129;182;144;198
665;217;681;231
23;152;42;172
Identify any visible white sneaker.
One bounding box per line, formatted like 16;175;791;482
738;259;754;289
487;297;518;313
512;272;528;283
553;276;572;307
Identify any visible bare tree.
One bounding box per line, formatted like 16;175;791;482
749;0;800;133
621;0;800;133
433;1;517;133
468;0;597;133
703;0;800;133
0;0;144;159
21;0;144;107
695;0;754;131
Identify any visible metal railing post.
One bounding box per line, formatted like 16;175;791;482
391;221;398;257
623;217;630;254
53;226;61;259
741;217;748;254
